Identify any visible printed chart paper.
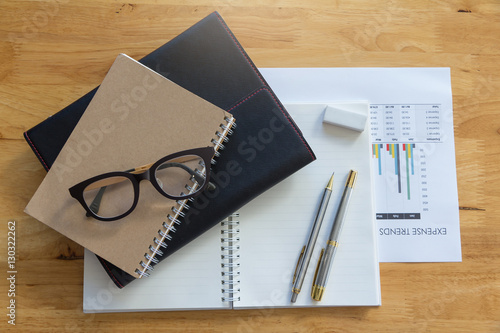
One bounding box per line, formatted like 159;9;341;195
261;68;461;262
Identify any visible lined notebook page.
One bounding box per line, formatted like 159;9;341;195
236;104;381;308
83;224;227;312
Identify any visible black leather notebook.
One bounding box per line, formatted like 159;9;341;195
24;12;316;288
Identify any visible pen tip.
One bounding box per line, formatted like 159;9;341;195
326;173;334;190
291;293;298;303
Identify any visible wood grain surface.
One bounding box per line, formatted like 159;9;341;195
1;1;499;332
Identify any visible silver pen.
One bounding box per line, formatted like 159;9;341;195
291;173;334;303
312;170;357;301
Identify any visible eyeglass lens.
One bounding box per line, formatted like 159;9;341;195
83;176;135;219
154;154;206;197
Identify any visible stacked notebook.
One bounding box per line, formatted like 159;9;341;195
24;12;316;288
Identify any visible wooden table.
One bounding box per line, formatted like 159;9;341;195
1;1;499;332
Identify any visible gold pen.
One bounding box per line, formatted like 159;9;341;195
312;170;357;301
291;173;334;303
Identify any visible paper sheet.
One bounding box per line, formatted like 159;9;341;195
260;68;461;262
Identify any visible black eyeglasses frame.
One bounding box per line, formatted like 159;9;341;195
68;146;214;222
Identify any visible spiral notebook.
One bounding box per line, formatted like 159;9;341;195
24;54;236;278
83;103;381;312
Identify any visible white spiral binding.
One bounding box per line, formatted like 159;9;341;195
221;213;241;303
135;115;236;278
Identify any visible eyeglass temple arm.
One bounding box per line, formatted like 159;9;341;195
85;167;136;217
85;186;107;217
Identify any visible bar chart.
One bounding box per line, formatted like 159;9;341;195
370;104;440;220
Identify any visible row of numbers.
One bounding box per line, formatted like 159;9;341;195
370;104;442;143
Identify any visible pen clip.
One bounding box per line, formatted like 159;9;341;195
292;246;305;284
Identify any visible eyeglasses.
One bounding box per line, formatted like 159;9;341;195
69;147;214;221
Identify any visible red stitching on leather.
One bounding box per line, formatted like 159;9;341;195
227;88;265;112
97;256;124;289
24;131;50;171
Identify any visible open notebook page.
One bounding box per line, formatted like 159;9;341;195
83;224;227;312
236;104;381;308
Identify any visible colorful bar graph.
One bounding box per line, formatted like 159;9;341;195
372;143;416;200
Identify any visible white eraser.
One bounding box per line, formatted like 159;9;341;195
322;103;369;132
